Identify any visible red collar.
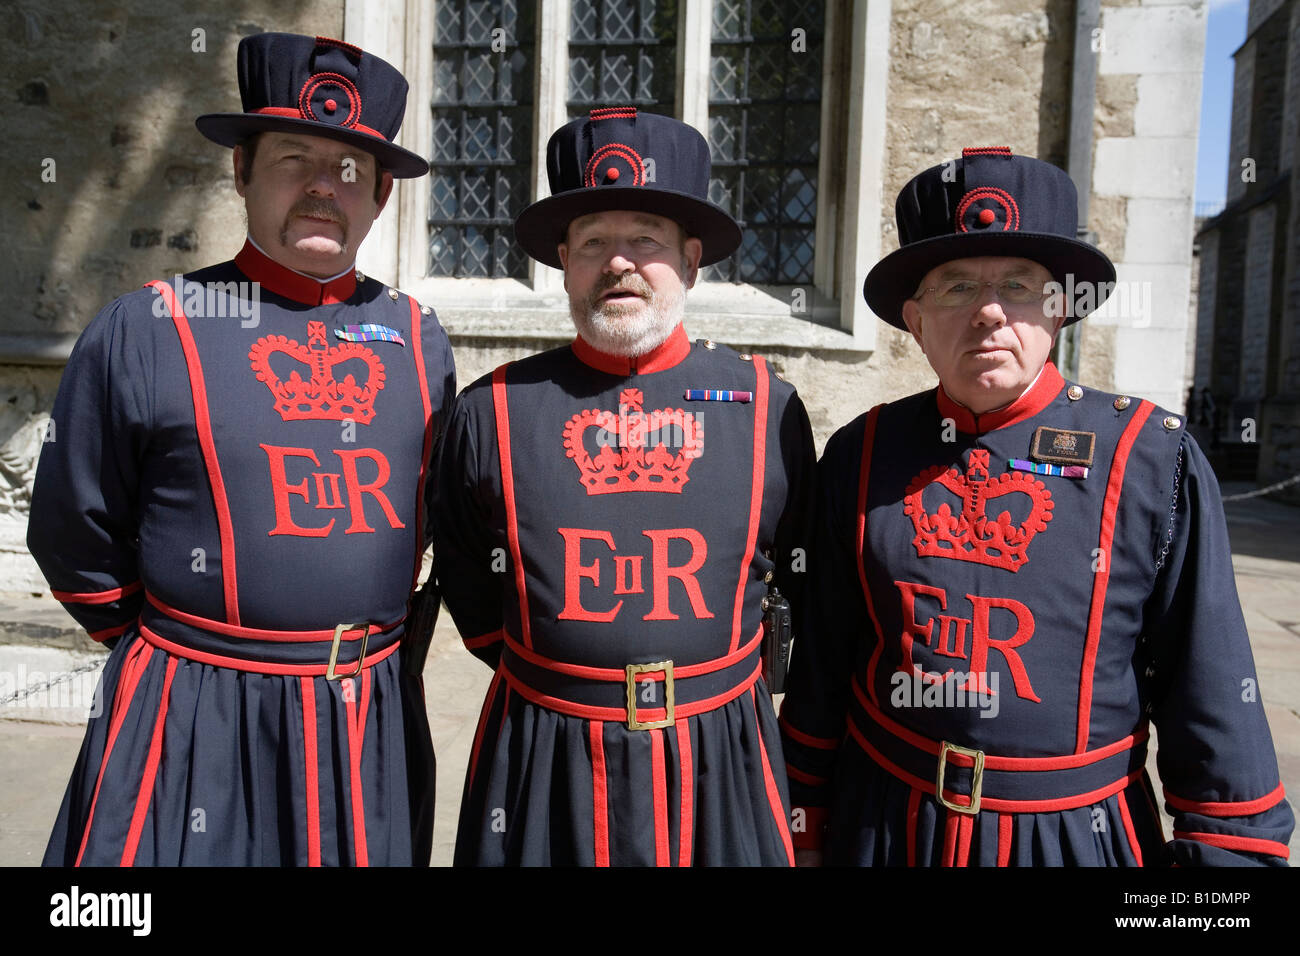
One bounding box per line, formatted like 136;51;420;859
936;362;1065;435
233;240;358;305
570;323;692;374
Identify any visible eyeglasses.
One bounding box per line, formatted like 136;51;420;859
915;278;1049;308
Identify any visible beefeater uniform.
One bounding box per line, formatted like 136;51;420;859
433;109;815;866
28;34;454;866
779;148;1294;866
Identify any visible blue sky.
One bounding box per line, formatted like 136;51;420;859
1196;0;1249;210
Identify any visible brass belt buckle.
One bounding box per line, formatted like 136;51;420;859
936;740;984;814
326;622;370;681
624;660;675;731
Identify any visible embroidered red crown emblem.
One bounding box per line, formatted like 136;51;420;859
249;321;385;423
563;388;703;495
902;449;1052;572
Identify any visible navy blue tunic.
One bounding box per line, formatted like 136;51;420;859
780;363;1294;866
28;241;455;865
432;325;814;865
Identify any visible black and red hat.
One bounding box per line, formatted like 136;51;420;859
863;147;1115;328
195;33;428;178
514;107;742;269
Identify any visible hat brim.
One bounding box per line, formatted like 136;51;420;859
863;232;1116;329
514;187;742;269
195;113;429;178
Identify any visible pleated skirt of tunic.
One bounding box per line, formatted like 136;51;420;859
43;629;436;866
454;674;795;866
824;743;1169;866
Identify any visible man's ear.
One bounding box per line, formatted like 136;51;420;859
901;298;926;349
374;170;395;216
557;243;570;291
682;236;703;289
233;146;247;197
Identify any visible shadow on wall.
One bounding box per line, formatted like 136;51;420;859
5;1;330;342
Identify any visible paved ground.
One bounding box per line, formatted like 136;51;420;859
1;483;1298;865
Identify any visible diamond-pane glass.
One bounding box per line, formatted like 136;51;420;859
706;0;823;284
568;0;678;118
429;0;535;277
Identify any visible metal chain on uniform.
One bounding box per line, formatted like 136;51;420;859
0;659;102;708
1155;443;1183;573
1221;472;1300;502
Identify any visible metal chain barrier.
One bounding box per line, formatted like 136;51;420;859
0;658;102;708
1221;472;1300;502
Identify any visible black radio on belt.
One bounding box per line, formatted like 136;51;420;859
761;587;793;695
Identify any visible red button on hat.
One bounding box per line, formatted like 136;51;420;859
324;98;338;113
606;167;620;181
978;208;996;225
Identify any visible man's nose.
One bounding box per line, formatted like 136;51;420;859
305;160;340;196
971;285;1008;326
602;245;636;274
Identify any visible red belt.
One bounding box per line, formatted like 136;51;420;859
138;591;404;679
847;674;1149;814
499;628;765;731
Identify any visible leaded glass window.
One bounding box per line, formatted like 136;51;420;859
707;0;822;284
568;0;678;118
429;0;535;277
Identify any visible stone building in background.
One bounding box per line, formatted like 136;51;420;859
3;0;1207;590
1193;0;1299;498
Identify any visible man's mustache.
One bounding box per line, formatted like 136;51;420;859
285;199;349;231
591;275;652;302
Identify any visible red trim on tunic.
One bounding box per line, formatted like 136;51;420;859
569;323;691;375
344;670;371;866
942;812;959;867
137;623;398;675
52;581;142;604
1117;789;1143;866
1164;782;1286;817
233;239;359;306
845;717;1144;812
752;688;795;865
675;720;693;866
1075;400;1154;753
121;654;178;866
464;628;505;650
492;365;533;649
997;814;1013;866
651;727;671;866
147;591;402;642
468;670;501;787
149;280;241;625
500;658;761;723
853;674;1147;770
856;406;887;705
300;676;322;866
785;764;827;786
779;714;840;749
89;621;135;643
504;627;760;682
407;296;435;592
590;720;610;867
934;362;1065;435
729;357;769;653
1173;830;1290;859
76;639;153;867
955;813;974;866
906;788;922;867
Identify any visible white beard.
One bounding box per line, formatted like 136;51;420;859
570;275;687;357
